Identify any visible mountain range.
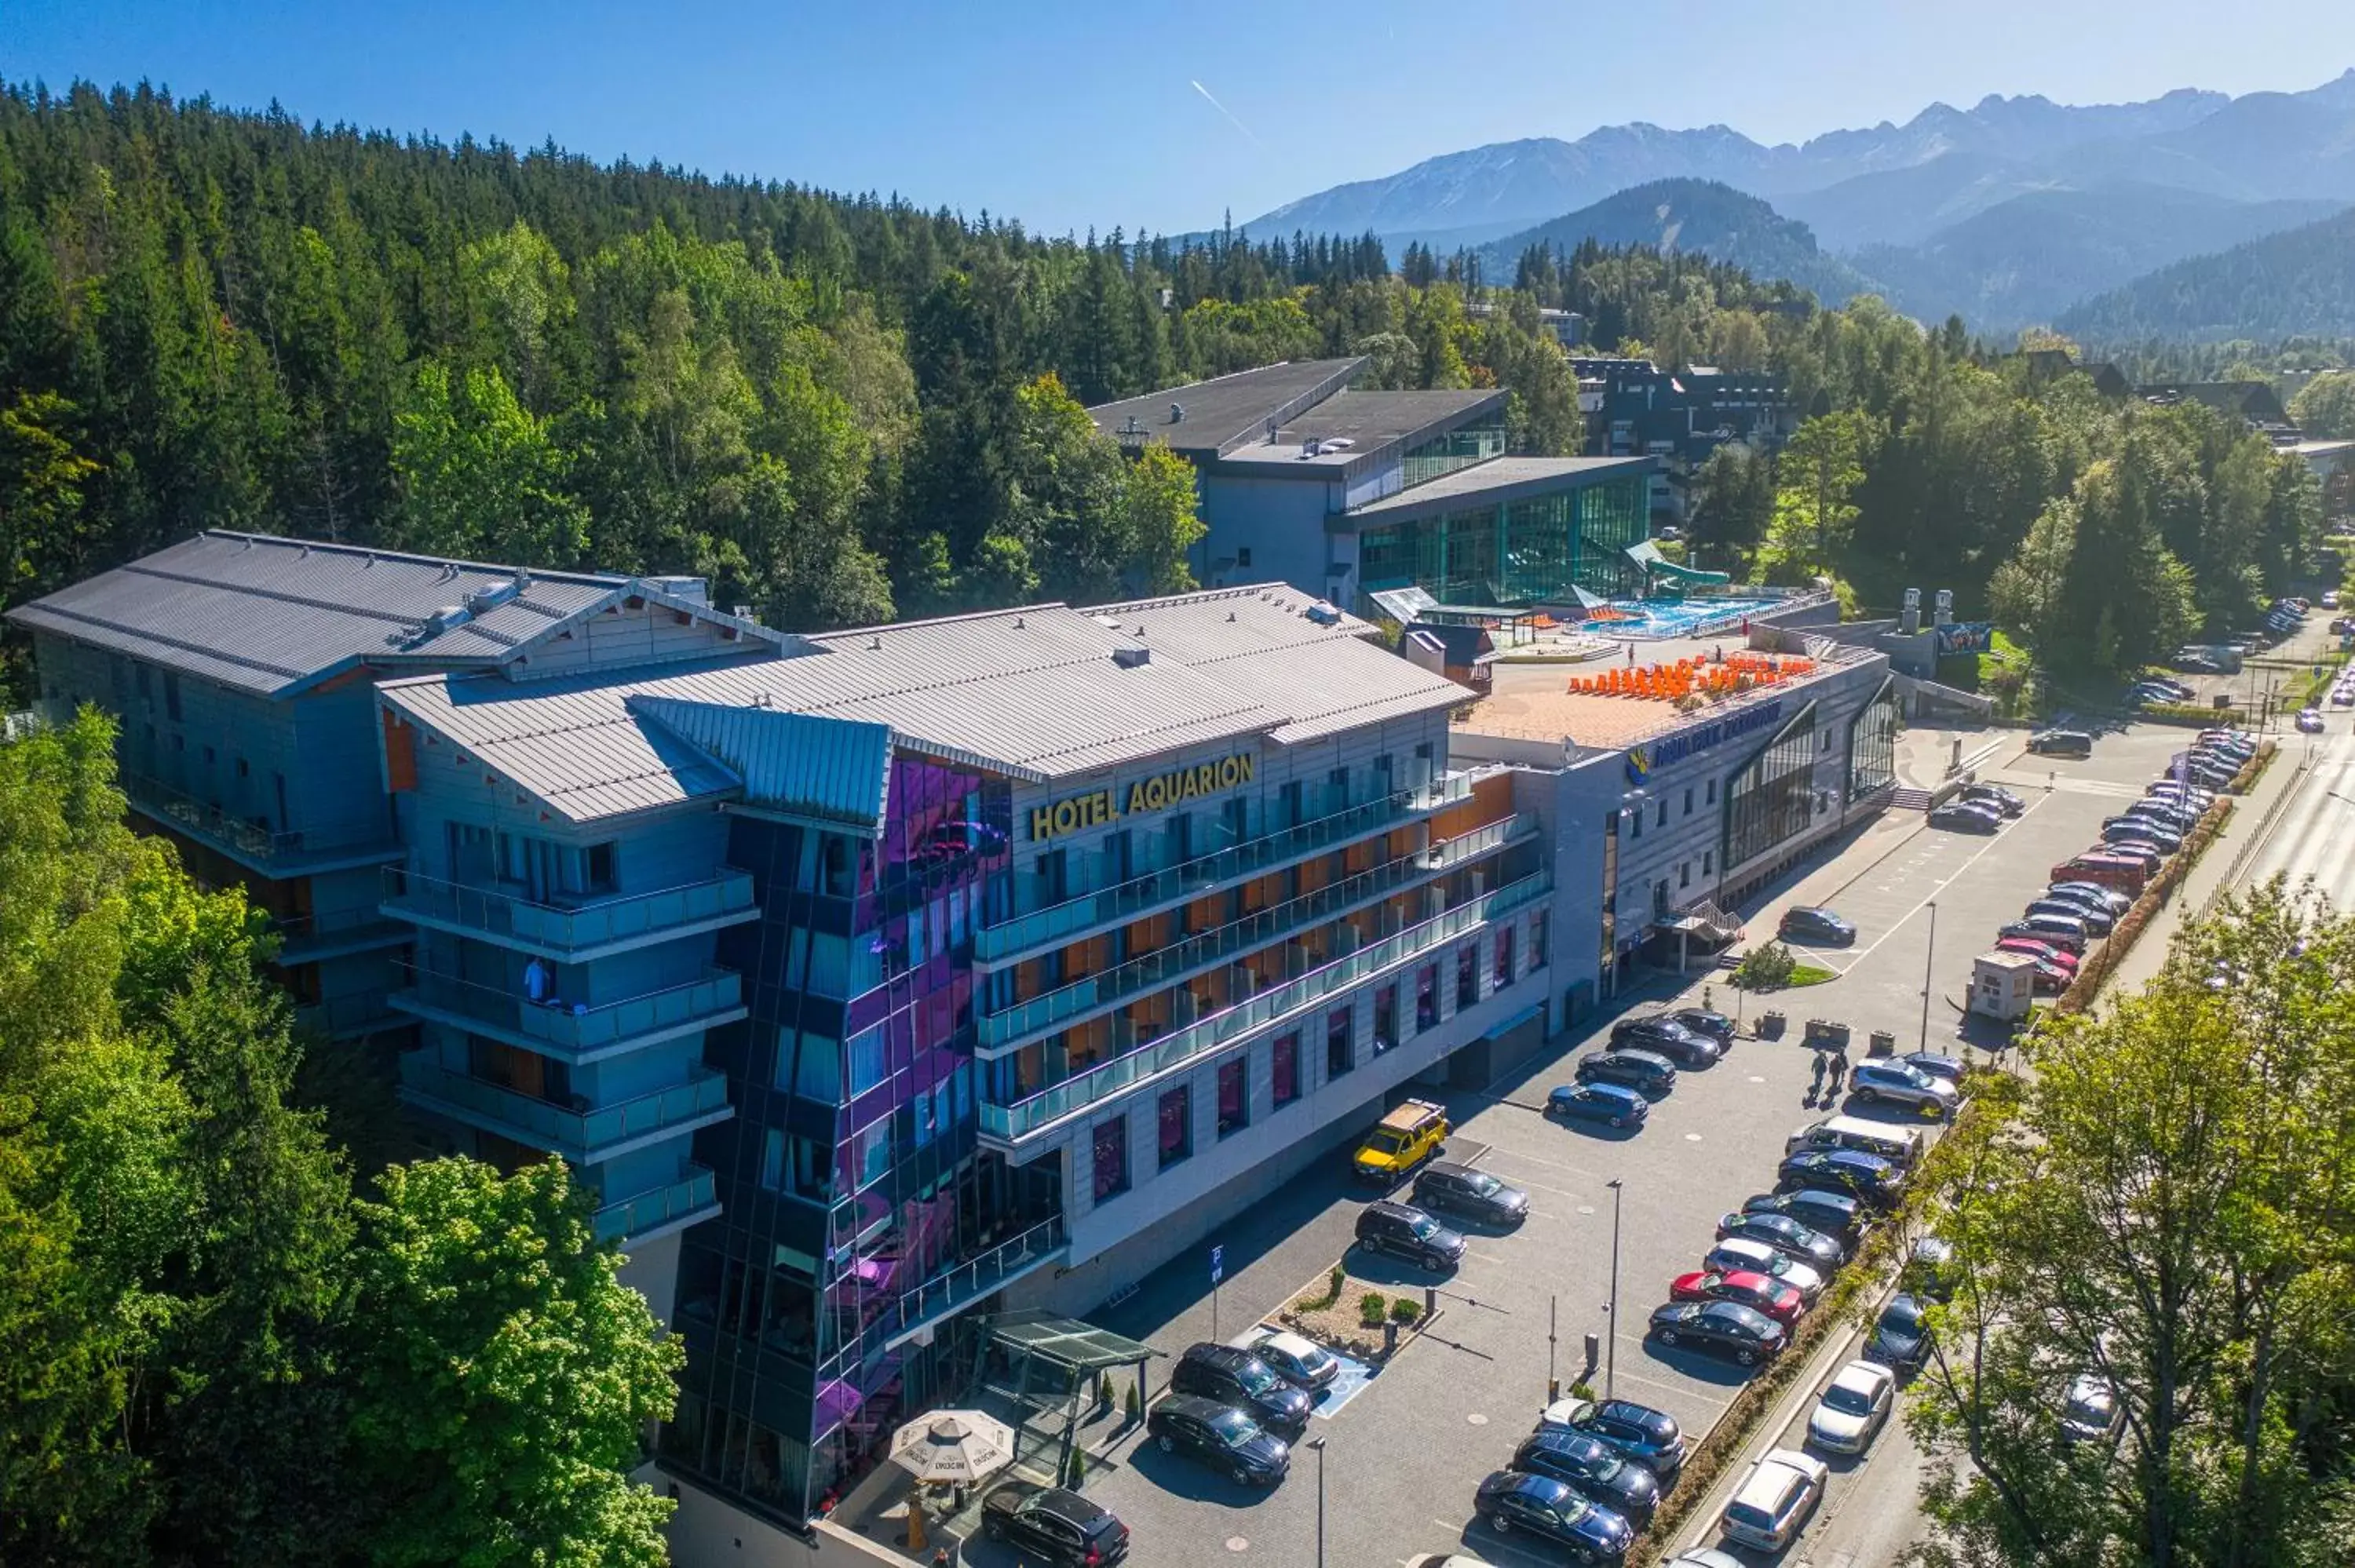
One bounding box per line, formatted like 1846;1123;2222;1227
1248;72;2355;335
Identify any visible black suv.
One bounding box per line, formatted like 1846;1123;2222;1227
1412;1161;1532;1227
1169;1344;1313;1435
1779;906;1857;945
980;1482;1130;1567
1355;1200;1467;1270
1672;1007;1736;1045
1610;1016;1721;1067
1742;1188;1865;1247
1575;1048;1678;1096
1510;1427;1661;1525
1777;1148;1905;1209
1145;1393;1289;1486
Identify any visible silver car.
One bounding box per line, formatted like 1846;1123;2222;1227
1849;1060;1959;1118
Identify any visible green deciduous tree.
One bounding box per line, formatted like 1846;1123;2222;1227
1762;409;1877;578
347;1158;681;1568
2291;371;2355;439
390;359;590;565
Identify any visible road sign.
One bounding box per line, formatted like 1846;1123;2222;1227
1210;1244;1225;1285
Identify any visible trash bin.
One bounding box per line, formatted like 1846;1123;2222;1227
1868;1030;1897;1057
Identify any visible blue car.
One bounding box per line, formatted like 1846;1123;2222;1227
1473;1471;1634;1562
1538;1396;1688;1482
1548;1081;1650;1129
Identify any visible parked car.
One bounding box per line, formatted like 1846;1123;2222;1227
2027;729;2094;757
1145;1394;1289;1486
1778;906;1857;945
2086;841;2163;876
1536;1397;1688;1481
1647;1300;1788;1366
1510;1428;1662;1526
1670;1269;1806;1328
2027;897;2112;935
1997;947;2074;991
1575;1048;1678;1096
1548;1081;1650;1129
1777;1148;1906;1209
980;1482;1130;1568
1741;1189;1866;1247
1610;1016;1722;1067
1240;1327;1338;1392
1352;1098;1449;1183
1719;1449;1829;1552
1897;1050;1968;1085
2101;818;2183;853
1996;935;2079;970
1807;1361;1897;1455
1848;1059;1960;1118
1472;1471;1634;1563
1930;802;2003;833
1671;1007;1737;1045
1354;1202;1467;1271
1170;1344;1313;1435
1413;1161;1532;1227
1959;783;2025;815
2141;784;2214;812
1863;1293;1932;1373
2299;708;2327;734
2061;1373;2123;1444
1714;1209;1846;1268
1903;1236;1959;1301
1702;1238;1825;1300
1999;915;2088;952
2050;879;2134;913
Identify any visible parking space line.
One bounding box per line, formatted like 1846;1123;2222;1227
1475;1145;1609;1183
1835;793;2057;971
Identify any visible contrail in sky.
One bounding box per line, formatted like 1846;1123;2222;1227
1191;80;1263;147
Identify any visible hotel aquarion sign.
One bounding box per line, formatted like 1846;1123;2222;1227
1028;753;1258;841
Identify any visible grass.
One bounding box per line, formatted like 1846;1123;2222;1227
1787;964;1838;987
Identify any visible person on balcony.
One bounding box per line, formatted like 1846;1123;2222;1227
524;955;554;1007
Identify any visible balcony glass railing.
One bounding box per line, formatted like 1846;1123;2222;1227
816;1214;1070;1380
978;871;1550;1146
979;815;1525;1049
120;771;399;871
269;906;412;961
292;990;405;1039
402;1062;732;1161
382;868;758;960
974;769;1488;963
389;965;745;1058
593;1165;721;1244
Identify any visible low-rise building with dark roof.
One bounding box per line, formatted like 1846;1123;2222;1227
1090;359;1658;613
1572;357;1795;523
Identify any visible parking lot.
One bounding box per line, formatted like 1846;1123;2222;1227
969;722;2224;1568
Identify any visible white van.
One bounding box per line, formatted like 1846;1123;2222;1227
1784;1114;1925;1167
1722;1449;1828;1549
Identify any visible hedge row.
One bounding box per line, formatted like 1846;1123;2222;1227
2137;701;2249;727
2226;738;2278;797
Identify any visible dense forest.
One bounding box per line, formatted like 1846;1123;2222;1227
2058;206;2355;345
0;78;2328;692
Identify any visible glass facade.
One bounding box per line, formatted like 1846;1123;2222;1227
1722;705;1822;871
1355;473;1651;608
1399;415;1506;489
1846;679;1900;800
666;756;1057;1524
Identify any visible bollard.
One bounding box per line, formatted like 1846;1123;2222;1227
1426;1285;1437;1319
1583;1331;1601;1375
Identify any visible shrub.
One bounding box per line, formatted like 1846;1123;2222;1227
1732;941;1798;990
1125;1381;1142;1420
1302;1264;1345;1311
1389;1297;1422;1325
1568;1379;1597;1402
1358;1292;1387;1328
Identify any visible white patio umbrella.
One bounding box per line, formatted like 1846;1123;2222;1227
888;1410;1017;1487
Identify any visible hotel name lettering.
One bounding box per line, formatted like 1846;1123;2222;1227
1028;753;1258;841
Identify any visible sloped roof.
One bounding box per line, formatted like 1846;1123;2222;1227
1088;360;1364;460
6;531;793;697
380;585;1466;826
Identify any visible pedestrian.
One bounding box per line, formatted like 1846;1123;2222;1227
1830;1045;1849;1093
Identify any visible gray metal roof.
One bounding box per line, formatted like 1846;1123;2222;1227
1089;360;1364;460
1212;389;1506;475
4;531;626;696
380;585;1466;826
1336;455;1656;530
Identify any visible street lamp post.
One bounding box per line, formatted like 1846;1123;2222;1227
1605;1178;1624;1398
1919;899;1938;1051
1308;1437;1327;1568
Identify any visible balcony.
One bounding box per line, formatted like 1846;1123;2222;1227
978;871;1551;1150
382;868;760;963
292;988;407;1040
974;768;1492;965
592;1164;721;1245
979;815;1528;1052
121;771;400;877
270;906;412;965
814;1215;1071;1381
388;965;747;1063
400;1060;734;1164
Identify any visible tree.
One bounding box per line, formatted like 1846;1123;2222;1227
1762;410;1876;577
1690;441;1776;560
390;360;590;566
1910;884;2355;1568
346;1158;682;1568
2291;371;2355;439
1117;440;1207;594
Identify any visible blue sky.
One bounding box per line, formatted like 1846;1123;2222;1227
7;0;2354;236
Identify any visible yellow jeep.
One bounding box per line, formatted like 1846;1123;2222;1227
1353;1098;1449;1183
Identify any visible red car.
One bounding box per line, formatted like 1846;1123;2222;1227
1669;1268;1806;1328
1996;935;2078;971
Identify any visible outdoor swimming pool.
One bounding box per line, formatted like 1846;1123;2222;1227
1594;596;1788;639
